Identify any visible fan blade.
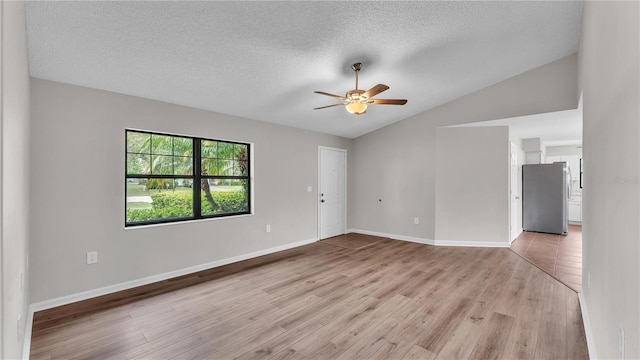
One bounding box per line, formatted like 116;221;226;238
314;103;347;110
362;84;389;99
314;91;347;100
367;99;407;105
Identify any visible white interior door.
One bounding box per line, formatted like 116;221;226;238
319;147;346;240
510;142;519;242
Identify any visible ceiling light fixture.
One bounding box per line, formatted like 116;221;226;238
345;102;367;115
345;89;368;114
314;62;407;115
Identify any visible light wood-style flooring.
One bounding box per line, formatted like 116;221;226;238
511;225;583;291
30;234;588;359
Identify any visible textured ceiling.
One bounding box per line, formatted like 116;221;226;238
25;1;583;139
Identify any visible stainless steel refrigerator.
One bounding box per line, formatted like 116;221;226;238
522;162;569;235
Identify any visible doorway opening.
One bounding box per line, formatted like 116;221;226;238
511;225;582;291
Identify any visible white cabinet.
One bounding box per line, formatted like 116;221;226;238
568;198;582;222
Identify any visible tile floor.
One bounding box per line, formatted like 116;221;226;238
510;224;582;291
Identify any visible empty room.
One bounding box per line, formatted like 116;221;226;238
1;1;638;359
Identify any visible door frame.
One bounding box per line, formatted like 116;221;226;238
509;142;519;243
318;146;347;240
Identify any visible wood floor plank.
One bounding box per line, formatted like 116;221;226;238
320;232;384;250
238;296;380;360
504;305;542;360
281;297;381;358
493;268;531;317
535;319;568;360
416;296;475;353
434;316;483;360
333;298;420;360
467;311;515;360
329;294;412;351
541;278;568;326
567;292;590;360
30;234;589;360
301;342;346;360
401;345;437;360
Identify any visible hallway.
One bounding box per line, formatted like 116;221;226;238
510;225;582;291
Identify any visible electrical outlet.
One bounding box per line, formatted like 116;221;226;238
413;217;419;225
619;324;625;359
307;186;312;192
86;251;98;265
266;224;271;233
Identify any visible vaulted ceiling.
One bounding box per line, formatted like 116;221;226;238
25;1;583;138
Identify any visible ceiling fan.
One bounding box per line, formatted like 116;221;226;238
314;62;407;115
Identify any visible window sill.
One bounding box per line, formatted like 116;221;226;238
124;212;254;230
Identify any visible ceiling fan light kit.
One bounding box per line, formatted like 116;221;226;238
314;62;407;115
346;101;368;115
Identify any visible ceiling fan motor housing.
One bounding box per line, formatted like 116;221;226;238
347;89;367;102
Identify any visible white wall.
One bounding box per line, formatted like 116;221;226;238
546;144;582;157
349;54;579;241
1;1;31;358
579;1;639;359
435;126;509;245
29;79;351;303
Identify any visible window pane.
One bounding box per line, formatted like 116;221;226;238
234;144;248;175
174;156;193;176
233;144;248;161
126;178;193;224
152;134;173;155
201;158;218;176
127;153;150;175
127;131;150;153
236;160;248;176
230;161;241;176
201;140;217;158
219;159;233;176
201;179;249;216
151;155;174;175
173;137;193;156
217;142;234;159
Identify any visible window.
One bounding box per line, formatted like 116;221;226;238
126;130;250;226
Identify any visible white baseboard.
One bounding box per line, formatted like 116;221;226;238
347;229;510;248
434;239;511;248
578;291;598;359
29;237;318;313
347;229;435;245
